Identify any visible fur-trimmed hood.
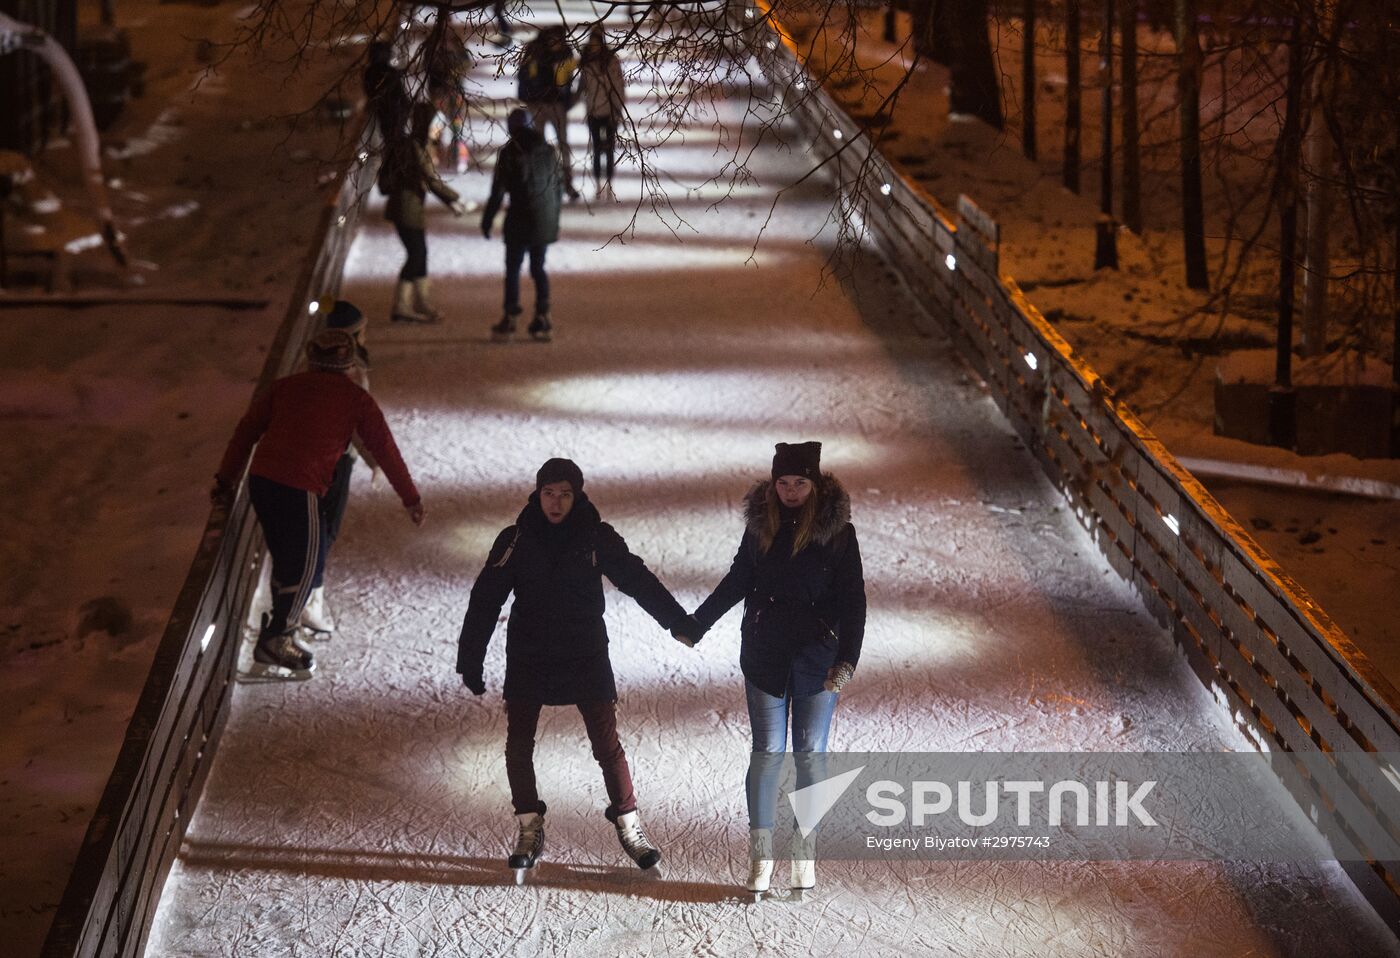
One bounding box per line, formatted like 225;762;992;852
741;473;852;546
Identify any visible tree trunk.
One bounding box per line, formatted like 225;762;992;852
947;0;1004;129
1023;0;1037;160
1301;66;1332;354
1272;17;1305;449
912;0;954;67
1175;0;1208;290
1120;0;1142;233
1095;0;1118;268
1064;0;1082;192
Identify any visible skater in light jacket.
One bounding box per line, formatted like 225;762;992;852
456;458;698;882
683;441;866;897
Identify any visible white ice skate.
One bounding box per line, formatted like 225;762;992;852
509;809;545;885
299;587;334;639
747;828;774;901
614;810;661;871
790;858;816;898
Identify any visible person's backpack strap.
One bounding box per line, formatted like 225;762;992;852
491;526;522;568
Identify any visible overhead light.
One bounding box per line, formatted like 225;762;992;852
1163;514;1180;536
308;301;320;315
1023;352;1038;370
880;183;892;196
833;128;843;139
945;253;957;270
200;624;215;652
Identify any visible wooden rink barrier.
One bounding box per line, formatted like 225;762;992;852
37;126;381;958
33;4;1400;953
738;0;1400;933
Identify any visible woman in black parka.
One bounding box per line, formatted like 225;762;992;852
457;458;694;882
687;441;866;897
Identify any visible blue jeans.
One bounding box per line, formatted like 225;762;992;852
745;679;838;830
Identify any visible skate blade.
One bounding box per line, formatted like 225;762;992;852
529;332;552;343
299;625;333;642
240;660;315;682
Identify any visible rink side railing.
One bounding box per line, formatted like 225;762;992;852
733;0;1400;930
39;132;379;958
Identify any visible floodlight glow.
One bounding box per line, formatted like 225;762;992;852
200;624;215;653
337;215;347;227
795;80;806;90
1163;514;1180;536
308;301;320;315
745;7;754;17
1023;352;1038;371
833;128;844;140
765;41;776;50
358;151;369;163
945;253;957;270
880;183;892;196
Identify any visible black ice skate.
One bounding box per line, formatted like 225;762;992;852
509;806;546;885
614;810;661;871
528;313;552;343
491;313;518;342
250;626;315;681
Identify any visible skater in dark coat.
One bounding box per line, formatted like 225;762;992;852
683;440;865;896
482;108;563;342
456;458;696;879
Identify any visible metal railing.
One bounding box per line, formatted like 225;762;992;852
39;126;380;958
737;0;1400;932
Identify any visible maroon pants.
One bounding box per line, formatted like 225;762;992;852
505;698;637;821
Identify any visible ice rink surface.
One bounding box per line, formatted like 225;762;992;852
148;10;1400;956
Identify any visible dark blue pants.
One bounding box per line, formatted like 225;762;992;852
249;476;329;635
504;242;549;317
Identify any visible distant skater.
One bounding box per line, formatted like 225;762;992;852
456;458;698;883
684;441;866;897
380;101;466;324
482;108;562;342
212;330;425;680
579;25;626;201
517;25;580;201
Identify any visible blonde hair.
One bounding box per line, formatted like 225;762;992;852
759;482;819;556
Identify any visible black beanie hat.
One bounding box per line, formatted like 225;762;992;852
771;441;822;480
326;299;365;335
536;457;584;492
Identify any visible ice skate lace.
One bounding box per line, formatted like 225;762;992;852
514;818;543;855
617;817;654;855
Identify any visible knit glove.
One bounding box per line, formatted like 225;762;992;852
460;671;486;696
823;661;855;693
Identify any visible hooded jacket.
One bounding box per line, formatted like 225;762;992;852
457;491;687;703
694;474;866;698
482;126;562;247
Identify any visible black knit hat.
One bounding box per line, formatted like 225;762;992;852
536;457;584;492
771;441;822;480
325;299;365;336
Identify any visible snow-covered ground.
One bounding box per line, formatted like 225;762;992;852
810;9;1400;690
146;11;1398;955
0;1;346;953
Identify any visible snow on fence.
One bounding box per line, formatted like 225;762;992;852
38;130;381;958
738;0;1400;932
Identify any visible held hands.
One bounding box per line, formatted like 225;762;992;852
461;672;486;696
671;614;701;648
823;661;855;693
406;501;426;526
449;201;467;217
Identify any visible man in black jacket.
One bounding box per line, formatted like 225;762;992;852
457;458;697;881
482;108;563;342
